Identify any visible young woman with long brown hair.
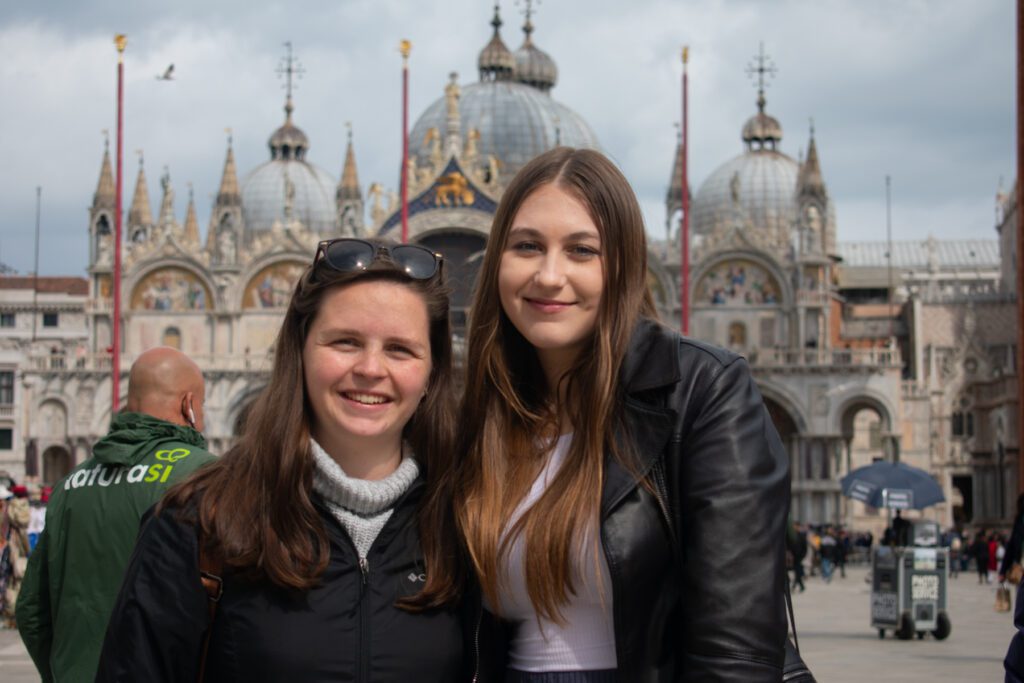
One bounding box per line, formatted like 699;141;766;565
455;147;791;681
96;239;466;681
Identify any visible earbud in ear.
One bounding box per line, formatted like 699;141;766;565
188;406;197;427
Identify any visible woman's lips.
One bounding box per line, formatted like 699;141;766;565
525;297;574;314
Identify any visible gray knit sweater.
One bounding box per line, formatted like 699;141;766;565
310;438;420;559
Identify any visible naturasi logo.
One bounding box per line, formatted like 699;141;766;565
63;447;195;490
155;448;191;462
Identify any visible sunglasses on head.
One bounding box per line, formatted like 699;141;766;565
313;239;443;280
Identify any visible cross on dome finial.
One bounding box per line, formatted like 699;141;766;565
102;129;110;151
225;127;233;148
492;2;502;32
345;121;353;143
277;41;305;121
745;42;777;113
516;0;539;38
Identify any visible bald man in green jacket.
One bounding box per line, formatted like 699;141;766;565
17;347;217;683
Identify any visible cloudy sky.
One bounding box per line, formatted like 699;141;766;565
0;0;1014;275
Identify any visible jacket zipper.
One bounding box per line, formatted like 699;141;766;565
358;556;370;683
471;603;482;683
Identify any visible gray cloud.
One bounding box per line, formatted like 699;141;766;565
0;0;1012;275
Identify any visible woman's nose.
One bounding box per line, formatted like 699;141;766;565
534;254;567;288
353;349;386;377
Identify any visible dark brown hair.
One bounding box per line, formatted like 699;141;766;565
164;240;462;607
453;147;657;622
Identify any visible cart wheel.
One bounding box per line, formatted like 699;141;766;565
896;612;915;640
932;611;951;641
878;629;885;639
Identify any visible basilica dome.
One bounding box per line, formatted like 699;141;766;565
409;81;598;183
691;90;800;240
408;9;598;185
240;100;338;236
691;150;799;238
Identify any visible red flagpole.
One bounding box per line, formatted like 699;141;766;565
112;35;126;414
680;46;690;336
400;40;411;244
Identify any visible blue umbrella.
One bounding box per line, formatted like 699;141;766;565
840;460;945;510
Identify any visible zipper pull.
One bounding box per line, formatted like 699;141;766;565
359;556;369;584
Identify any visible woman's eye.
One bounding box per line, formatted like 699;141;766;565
333;338;358;348
569;245;600;258
387;344;414;357
510;240;542;253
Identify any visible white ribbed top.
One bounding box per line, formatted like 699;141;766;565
494;434;617;672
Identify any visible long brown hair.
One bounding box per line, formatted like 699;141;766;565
164;240;462;607
454;147;657;621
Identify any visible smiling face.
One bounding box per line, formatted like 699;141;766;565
302;280;432;475
498;183;604;381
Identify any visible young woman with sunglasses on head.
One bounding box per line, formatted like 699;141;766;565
450;148;791;682
96;239;468;681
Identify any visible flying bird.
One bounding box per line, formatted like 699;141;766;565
156;64;174;81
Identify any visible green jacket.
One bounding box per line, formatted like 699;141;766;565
16;412;216;683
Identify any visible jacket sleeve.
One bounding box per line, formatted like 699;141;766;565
15;530;53;683
94;506;210;682
677;356;790;681
1001;516;1024;577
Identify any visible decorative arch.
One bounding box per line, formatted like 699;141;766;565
36;398;69;440
756;380;810;434
129;264;213;312
226;383;268;437
242;260;306;309
646;255;676;314
692;250;790;308
833;392;895;438
418;229;487;333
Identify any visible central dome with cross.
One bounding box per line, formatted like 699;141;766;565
407;2;600;187
690;45;830;251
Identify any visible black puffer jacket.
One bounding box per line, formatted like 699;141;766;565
96;475;464;682
477;319;791;682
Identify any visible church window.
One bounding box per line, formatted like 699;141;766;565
966;412;975;438
952;412;964;437
0;429;11;450
0;313;13;328
162;327;182;350
0;371;12;404
728;322;747;348
43;313;58;328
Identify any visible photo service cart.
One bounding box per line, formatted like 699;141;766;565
870;521;951;640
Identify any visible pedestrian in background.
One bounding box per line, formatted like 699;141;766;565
787;521;808;593
972;532;990;584
17;347;216;681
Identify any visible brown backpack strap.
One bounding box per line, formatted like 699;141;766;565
196;537;224;682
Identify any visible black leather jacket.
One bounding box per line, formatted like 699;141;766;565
477;318;790;682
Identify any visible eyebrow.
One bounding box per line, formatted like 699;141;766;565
508;226;601;242
318;327;428;351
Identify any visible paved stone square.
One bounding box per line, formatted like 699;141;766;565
0;564;1015;681
794;564;1010;681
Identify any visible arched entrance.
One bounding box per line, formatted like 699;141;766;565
839;397;895;535
42;445;72;485
418;232;487;335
